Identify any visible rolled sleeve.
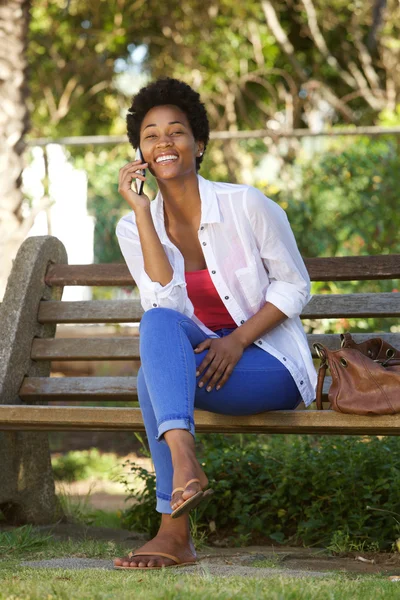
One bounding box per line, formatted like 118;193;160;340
266;280;310;319
116;215;188;313
245;187;311;319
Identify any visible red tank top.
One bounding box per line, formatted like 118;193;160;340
184;269;237;332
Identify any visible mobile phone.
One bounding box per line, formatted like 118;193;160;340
134;147;146;195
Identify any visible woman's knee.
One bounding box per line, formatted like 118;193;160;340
140;307;181;331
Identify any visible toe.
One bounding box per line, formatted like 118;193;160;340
182;483;201;500
171;491;184;510
114;558;123;566
138;560;148;568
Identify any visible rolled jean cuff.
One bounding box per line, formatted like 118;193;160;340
156;494;173;514
156;417;195;443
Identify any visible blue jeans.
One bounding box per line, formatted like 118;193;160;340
137;307;301;513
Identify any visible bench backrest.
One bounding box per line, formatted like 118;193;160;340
0;237;399;405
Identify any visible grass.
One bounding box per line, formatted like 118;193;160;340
0;526;128;562
0;526;399;599
0;567;398;600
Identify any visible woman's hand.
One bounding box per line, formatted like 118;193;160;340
118;159;151;211
194;335;245;392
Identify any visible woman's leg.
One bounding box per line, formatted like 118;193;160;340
114;308;211;568
115;307;300;568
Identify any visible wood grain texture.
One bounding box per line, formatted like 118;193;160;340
45;255;400;286
19;376;138;401
302;293;400;318
37;293;400;324
31;333;400;361
32;337;140;360
2;405;400;434
19;376;331;401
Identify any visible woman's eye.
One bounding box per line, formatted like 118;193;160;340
171;131;183;135
145;134;156;139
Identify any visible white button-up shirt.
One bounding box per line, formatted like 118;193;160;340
116;174;317;406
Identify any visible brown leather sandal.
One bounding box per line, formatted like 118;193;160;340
170;478;214;519
114;551;198;570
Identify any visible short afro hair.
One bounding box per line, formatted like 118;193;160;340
126;77;209;172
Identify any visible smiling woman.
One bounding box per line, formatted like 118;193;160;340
114;77;316;570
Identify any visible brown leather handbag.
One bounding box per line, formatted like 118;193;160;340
313;333;400;415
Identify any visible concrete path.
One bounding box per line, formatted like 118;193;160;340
21;556;329;578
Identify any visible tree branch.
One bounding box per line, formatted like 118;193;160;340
300;0;357;89
261;0;307;82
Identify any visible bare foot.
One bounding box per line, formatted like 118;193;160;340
170;453;209;512
113;530;196;569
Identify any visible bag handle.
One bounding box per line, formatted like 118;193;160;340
313;343;328;410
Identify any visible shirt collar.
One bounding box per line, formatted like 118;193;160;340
151;174;222;246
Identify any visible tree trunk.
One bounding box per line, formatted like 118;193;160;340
0;0;31;300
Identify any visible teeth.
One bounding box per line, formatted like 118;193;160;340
156;155;178;163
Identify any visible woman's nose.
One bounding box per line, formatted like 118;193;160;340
156;134;173;146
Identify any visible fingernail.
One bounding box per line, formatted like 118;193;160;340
207;386;212;392
198;382;204;388
216;386;220;391
196;371;199;376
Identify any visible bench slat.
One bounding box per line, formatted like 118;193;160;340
20;376;331;401
38;293;400;324
303;293;399;318
45;255;400;286
2;405;400;435
20;376;139;400
31;333;400;361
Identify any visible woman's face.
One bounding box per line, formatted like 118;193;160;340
139;104;204;181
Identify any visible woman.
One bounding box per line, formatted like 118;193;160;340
114;77;317;570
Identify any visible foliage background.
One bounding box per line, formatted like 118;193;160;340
20;0;400;548
121;433;400;551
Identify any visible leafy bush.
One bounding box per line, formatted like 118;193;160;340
275;137;400;260
52;449;120;482
121;434;400;550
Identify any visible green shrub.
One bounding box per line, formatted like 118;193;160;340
121;434;400;550
52;449;120;482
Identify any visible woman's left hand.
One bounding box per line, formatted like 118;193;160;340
194;335;245;392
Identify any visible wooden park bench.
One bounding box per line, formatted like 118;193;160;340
1;235;400;436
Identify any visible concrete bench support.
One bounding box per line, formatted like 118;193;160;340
0;236;67;524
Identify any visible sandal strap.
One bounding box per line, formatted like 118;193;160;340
128;551;180;564
185;478;201;488
171;479;201;497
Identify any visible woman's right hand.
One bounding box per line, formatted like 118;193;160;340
118;159;150;210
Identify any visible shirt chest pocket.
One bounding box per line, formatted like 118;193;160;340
234;260;264;308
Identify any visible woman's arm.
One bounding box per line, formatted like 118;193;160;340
229;186;311;348
134;206;173;287
230;302;288;349
116;209;187;313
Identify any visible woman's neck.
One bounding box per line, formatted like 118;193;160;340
158;171;201;228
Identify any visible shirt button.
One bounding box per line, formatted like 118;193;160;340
202;242;207;246
283;357;287;361
153;303;157;307
201;226;204;230
300;381;304;385
225;296;229;300
240;320;244;324
258;340;262;345
212;270;216;274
